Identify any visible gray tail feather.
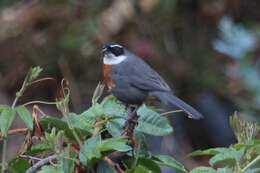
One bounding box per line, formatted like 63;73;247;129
152;91;203;119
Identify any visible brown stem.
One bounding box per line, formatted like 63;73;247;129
0;128;28;138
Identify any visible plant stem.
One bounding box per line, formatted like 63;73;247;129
62;107;83;148
242;154;260;172
1;139;7;173
1;74;29;173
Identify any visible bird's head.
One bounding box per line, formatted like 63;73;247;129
102;43;127;65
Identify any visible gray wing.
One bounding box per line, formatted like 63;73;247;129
123;51;171;92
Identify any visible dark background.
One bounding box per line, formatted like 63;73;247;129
0;0;260;171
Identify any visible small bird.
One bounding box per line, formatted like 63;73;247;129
102;43;203;119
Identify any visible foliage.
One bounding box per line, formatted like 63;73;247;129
189;113;260;173
0;67;185;173
0;67;259;173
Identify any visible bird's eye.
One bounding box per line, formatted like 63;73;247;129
110;47;124;56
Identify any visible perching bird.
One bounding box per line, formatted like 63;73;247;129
102;43;203;119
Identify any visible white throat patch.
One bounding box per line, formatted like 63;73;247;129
103;54;127;65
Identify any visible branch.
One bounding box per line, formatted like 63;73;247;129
19;155;42;161
242;154;260;172
121;106;139;142
25;155;57;173
0;128;28;138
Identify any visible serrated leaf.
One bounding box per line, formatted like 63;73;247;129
190;167;217;173
189;148;229;157
209;148;244;167
101;96;128;136
79;135;102;166
69;113;94;133
16;106;33;130
100;137;132;152
8;158;30;173
97;160;117;173
137;105;173;136
154;155;187;173
0;107;16;137
102;96;128;118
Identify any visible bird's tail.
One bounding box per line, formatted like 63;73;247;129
151;91;203;119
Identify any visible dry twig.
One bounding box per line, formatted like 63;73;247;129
25;155;57;173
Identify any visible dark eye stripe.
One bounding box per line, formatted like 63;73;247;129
110;47;124;56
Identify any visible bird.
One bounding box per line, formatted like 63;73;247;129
101;43;203;119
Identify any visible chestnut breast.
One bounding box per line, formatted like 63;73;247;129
103;64;115;91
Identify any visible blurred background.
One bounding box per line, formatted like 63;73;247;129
0;0;260;171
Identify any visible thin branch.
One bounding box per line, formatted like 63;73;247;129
1;71;30;173
23;100;60;107
29;77;57;86
242;154;260;172
25;155;57;173
19;155;42;161
0;128;28;138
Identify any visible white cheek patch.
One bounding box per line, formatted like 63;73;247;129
103;54;127;65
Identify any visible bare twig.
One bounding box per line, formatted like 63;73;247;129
25;155;57;173
0;128;28;138
19;155;42;161
29;77;57;86
121;106;139;141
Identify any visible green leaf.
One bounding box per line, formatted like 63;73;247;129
40;116;90;140
138;158;161;173
133;165;150;173
0;105;9;112
28;66;42;82
26;142;52;155
137;105;173;136
0;107;16;137
126;165;151;173
79;135;102;165
69;113;94;133
81;103;104;118
190;167;217;173
216;168;233;173
102;96;127;118
100;137;132;152
39;165;63;173
97;160;117;173
209;148;244;167
189;148;229;157
245;168;260;173
16;106;33;130
61;147;77;173
8;158;30;173
153;155;187;173
102;96;128;136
